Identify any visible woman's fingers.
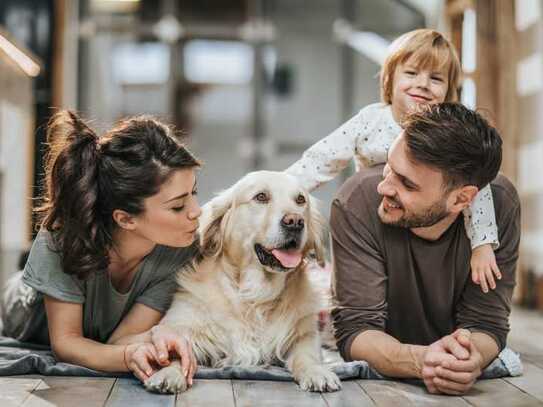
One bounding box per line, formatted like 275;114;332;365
174;338;192;379
130;361;150;382
152;337;170;366
131;346;157;378
187;352;198;386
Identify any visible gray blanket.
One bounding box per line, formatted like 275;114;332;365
0;336;522;381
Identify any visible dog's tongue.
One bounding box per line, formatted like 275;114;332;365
271;249;303;268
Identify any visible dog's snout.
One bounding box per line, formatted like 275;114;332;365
281;214;304;232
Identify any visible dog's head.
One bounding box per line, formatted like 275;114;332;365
199;171;326;272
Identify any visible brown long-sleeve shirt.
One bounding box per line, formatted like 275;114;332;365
330;166;521;361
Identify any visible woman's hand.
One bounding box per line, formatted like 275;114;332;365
150;325;198;385
124;342;161;382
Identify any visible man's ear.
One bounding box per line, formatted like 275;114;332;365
449;185;479;213
112;209;137;230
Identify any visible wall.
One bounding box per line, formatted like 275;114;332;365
515;0;543;306
0;44;34;289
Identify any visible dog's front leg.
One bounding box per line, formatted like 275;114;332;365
144;359;188;394
286;320;341;392
144;325;192;394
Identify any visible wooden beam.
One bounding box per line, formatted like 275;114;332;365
475;0;517;181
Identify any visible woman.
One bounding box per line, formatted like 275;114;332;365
1;111;201;384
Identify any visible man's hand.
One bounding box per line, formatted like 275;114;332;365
423;329;483;395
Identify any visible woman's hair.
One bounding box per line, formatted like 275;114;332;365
36;111;201;279
380;29;461;104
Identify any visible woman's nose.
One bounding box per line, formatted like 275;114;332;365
188;202;202;220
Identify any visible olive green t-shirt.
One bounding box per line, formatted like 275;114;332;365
12;229;193;344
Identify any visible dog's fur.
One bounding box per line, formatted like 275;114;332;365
145;171;341;393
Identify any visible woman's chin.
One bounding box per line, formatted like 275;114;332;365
163;234;196;248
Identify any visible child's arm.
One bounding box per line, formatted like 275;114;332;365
285;112;364;192
463;184;501;293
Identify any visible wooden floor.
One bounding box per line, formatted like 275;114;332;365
2;307;542;407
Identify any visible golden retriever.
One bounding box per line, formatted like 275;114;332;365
144;171;341;393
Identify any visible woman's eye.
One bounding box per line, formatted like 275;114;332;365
431;76;443;82
171;206;185;212
405;70;416;76
254;192;269;203
296;194;306;205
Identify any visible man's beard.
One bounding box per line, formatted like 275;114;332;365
379;197;450;228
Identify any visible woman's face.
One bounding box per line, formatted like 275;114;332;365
132;168;201;248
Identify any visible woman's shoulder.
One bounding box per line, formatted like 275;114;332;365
29;229;60;259
22;228;85;302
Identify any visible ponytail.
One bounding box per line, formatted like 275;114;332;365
36;111;107;278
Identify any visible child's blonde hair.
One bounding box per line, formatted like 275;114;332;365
380;29;461;104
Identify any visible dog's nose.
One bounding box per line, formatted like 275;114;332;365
281;214;304;232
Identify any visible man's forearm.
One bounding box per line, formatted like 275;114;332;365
350;330;427;378
471;332;499;369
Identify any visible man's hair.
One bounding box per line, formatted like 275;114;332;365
380;29;461;104
403;103;502;190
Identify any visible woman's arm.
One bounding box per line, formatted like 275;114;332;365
107;303;163;345
44;295;159;380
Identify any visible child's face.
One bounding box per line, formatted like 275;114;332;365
391;59;449;119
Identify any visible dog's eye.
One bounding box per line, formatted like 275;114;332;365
296;194;306;205
254;192;269;203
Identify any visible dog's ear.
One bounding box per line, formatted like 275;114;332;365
307;195;327;267
199;187;234;258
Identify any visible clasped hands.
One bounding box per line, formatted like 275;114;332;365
421;329;483;395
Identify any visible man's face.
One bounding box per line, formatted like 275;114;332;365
377;135;451;228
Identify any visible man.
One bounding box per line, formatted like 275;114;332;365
330;103;520;395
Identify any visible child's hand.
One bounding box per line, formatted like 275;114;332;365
470;244;501;293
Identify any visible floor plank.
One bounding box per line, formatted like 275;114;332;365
22;377;115;407
461;378;542;407
508;307;543;367
520;351;543;369
176;379;235;407
232;380;328;407
0;377;42;407
504;361;543;403
357;380;470;406
105;377;174;407
320;380;375;407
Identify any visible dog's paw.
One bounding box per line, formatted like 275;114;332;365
144;366;188;394
296;366;342;392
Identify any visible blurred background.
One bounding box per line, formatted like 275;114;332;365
0;0;541;311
